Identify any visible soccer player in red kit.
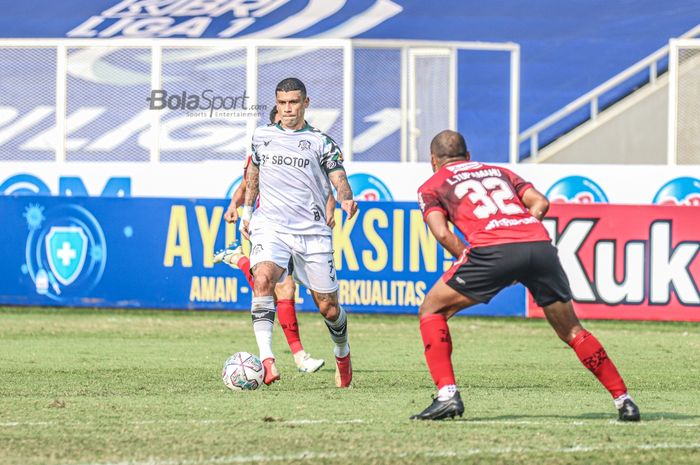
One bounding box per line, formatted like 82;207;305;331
410;130;640;422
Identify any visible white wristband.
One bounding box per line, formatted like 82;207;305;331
241;205;253;222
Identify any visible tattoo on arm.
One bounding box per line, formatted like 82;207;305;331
330;170;353;202
244;164;259;208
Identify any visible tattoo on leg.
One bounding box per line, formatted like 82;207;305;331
312;291;338;305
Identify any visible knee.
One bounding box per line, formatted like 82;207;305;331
319;301;340;320
418;299;440;319
252;273;276;296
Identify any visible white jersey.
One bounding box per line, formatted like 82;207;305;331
249;121;343;236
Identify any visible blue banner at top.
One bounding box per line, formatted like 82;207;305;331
0;195;525;317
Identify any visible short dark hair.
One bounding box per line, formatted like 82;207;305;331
275;77;307;99
269;106;278;124
430;130;468;160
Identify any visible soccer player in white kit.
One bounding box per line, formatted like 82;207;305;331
240;78;358;387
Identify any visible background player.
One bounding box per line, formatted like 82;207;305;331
240;77;357;387
214;107;332;375
411;129;640;422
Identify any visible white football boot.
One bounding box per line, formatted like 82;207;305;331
213;241;244;269
294;352;325;373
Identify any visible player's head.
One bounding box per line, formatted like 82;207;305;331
269;106;280;124
430;130;470;172
275;77;309;130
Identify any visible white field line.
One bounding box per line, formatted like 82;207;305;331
0;419;366;427
3;418;699;428
64;442;700;465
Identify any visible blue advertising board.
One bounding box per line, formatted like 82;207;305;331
0;196;525;316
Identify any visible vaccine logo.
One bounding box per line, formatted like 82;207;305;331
23;203;107;301
45;227;88;286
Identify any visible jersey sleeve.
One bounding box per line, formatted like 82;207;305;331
418;184;447;219
319;134;344;174
502;167;534;197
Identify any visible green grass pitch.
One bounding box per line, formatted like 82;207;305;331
1;306;699;465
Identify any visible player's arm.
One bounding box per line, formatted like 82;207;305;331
325;191;337;228
224;178;246;223
425;210;467;258
329;169;357;219
240;163;259;239
520;187;549;221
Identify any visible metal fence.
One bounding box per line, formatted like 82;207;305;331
0;38;519;164
668;38;700;165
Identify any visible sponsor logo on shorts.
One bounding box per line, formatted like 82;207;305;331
328;259;336;282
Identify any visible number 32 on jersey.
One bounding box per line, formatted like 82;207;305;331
454;177;525;219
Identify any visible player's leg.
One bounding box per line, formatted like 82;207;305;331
412;246;517;420
248;232;293;385
213;241;254;289
310;289;351;387
294;235;349;387
525;241;640;421
251;261;285;384
542;300;639;421
410;278;478;420
274;270;324;373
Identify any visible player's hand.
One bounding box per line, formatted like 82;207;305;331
326;203;336;228
223;204;239;223
340;200;358;219
240;220;250;240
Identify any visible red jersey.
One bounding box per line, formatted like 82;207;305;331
417;161;551;247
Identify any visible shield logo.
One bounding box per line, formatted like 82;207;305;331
45;226;88;286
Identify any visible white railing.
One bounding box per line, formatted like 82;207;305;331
0;38;519;164
519;24;700;161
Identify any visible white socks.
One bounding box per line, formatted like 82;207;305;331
293;350;308;367
437;384;458;401
614;393;631;410
251;296;276;361
324;305;349;358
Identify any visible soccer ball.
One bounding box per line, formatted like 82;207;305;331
222;352;264;391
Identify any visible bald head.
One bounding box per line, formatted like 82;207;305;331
430;130;469;162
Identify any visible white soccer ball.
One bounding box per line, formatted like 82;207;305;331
222;352;264;391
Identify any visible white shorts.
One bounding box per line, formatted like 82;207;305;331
249;230;338;293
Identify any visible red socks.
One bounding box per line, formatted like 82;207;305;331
419;313;456;389
569;330;627;399
277;299;303;354
236;256;255;289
